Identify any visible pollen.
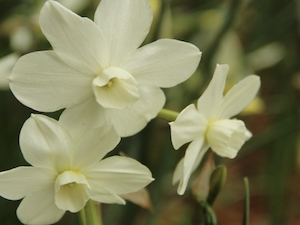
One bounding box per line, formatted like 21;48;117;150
67;182;76;187
107;80;113;87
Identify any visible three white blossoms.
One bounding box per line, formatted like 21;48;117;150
0;0;260;224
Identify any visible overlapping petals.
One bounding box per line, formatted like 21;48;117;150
170;104;207;150
94;0;153;65
9;0;201;137
86;156;154;198
170;64;261;195
122;39;202;88
92;67;140;110
40;0;109;74
17;185;65;225
9;51;93;112
0;114;153;224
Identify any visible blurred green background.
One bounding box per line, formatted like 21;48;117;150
0;0;299;224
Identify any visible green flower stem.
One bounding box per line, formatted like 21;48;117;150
79;200;102;225
157;108;179;121
243;177;250;225
202;201;217;225
78;208;86;225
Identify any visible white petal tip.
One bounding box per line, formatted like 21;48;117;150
216;63;230;71
177;182;186;195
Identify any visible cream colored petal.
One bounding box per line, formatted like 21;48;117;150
20;114;73;171
92;67;139;110
9;51;93;112
197;64;229;118
177;138;208;195
207;119;247;158
90;191;125;205
86;156;154;195
122;39;201;87
172;158;183;185
55;171;90;213
218;75;261;119
72;126;120;170
0;53;18;90
94;0;152;65
170;104;207;150
59;98;106;140
0;167;53;200
17;185;65;225
245;129;253;141
40;1;109;74
105;85;165;137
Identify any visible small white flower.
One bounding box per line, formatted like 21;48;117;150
0;114;153;225
170;64;261;195
9;0;201;138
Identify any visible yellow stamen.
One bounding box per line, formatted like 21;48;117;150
68;182;76;187
107;80;113;87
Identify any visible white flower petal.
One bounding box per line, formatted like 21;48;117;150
122;39;201;87
0;53;18;90
92;67;139;110
20;114;73;171
90;191;125;205
218;75;261;119
55;171;90;213
61;86;164;138
177;138;208;195
197;64;229;119
172;158;183;185
17;184;65;225
9;51;93;112
72;126;120;170
40;1;109;74
207;119;247;158
105;85;165;137
170;104;207;150
94;0;152;65
245;128;253;140
59;99;106;140
0;167;53;200
86;156;154;195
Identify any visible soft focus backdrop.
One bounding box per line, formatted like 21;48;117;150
0;0;299;225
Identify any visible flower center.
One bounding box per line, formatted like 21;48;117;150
204;119;215;141
54;170;90;213
67;182;76;187
107;80;113;87
92;66;140;110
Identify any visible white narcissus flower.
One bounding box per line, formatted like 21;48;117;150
170;64;261;195
9;0;201;139
0;114;153;225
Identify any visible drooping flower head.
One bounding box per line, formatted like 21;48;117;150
0;115;153;225
9;0;201;139
170;64;261;195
